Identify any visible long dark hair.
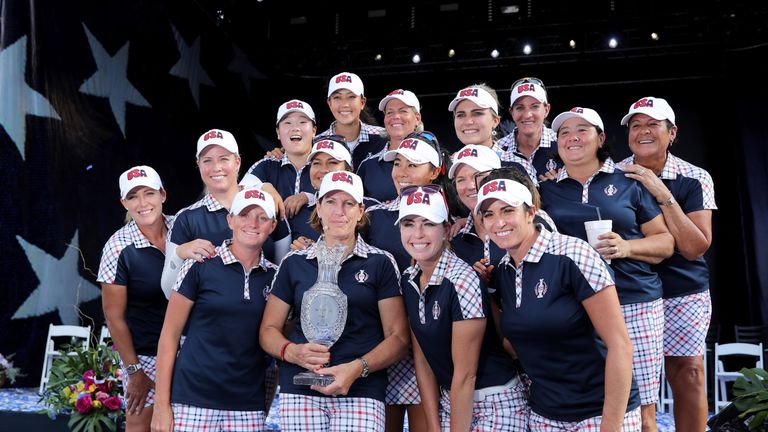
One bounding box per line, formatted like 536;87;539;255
406;131;466;218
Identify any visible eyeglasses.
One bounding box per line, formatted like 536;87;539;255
400;184;450;219
511;77;545;89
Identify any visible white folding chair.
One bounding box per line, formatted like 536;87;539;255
39;324;92;394
98;326;111;345
713;342;764;411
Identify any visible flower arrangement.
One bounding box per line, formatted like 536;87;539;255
0;352;24;386
41;341;124;432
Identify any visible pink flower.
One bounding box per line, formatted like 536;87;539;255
104;396;121;411
75;394;92;414
95;391;109;403
83;370;95;386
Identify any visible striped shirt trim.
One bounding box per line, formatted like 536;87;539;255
320;121;386;143
96;215;173;284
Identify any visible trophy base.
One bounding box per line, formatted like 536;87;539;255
293;371;335;387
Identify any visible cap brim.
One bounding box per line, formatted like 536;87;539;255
620;108;669;125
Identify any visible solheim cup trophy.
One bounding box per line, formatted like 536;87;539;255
293;242;348;387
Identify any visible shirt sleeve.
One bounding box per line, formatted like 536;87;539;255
96;234;122;284
375;253;402;300
635;182;662;225
173;258;199;301
268;254;296;306
450;271;485;321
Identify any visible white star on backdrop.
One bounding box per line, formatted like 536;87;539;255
228;45;265;96
169;24;215;110
79;24;151;137
0;35;61;160
12;231;101;325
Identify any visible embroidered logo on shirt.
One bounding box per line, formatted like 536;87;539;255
432;301;441;320
604;184;618;196
355;269;369;283
545;159;558;172
263;284;270;300
534;278;548;298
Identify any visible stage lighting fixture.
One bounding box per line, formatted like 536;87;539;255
522;44;532;55
608;37;618;48
375;54;382;61
490;49;500;58
651;32;659;40
412;53;421;63
448;49;456;58
569;40;576;49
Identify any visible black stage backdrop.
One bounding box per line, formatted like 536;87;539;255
2;0;767;387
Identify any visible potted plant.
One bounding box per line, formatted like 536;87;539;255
40;340;124;432
0;352;24;387
709;367;768;431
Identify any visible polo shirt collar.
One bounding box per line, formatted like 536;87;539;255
218;239;271;271
501;125;556;153
304;235;372;261
622;154;678;181
321;121;377;143
499;224;549;268
201;194;226;212
403;248;452;286
556;157;617;182
126;215;173;249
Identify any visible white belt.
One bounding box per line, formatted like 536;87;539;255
473;376;520;402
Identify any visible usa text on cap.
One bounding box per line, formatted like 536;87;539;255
318;170;364;204
509;81;548;106
447;86;499;114
620;96;676;126
308;137;353;166
395;187;449;225
378;89;421;113
276;99;316;125
474;178;534;214
383;137;441;167
196;129;239;158
448;145;501;179
231;187;276;219
119;165;164;199
551;107;604;132
327;72;365;97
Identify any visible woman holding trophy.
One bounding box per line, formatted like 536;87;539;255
260;170;409;431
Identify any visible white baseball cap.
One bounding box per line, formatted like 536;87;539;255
327;72;365;97
383;136;441;167
551;107;605;133
119;165;163;199
308;136;353;166
318;170;364;204
448;86;499;114
196;129;239;158
378;89;421;113
448;145;501;179
474;178;533;214
509;80;548;106
230;187;276;218
276;99;316;125
620;96;676;126
395;186;449;225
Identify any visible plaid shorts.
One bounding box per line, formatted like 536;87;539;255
171;403;265;432
385;349;420;405
621;299;664;405
121;354;157;407
439;378;530;431
279;393;385;432
529;406;641;431
663;291;712;357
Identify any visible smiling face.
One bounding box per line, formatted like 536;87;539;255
399;216;448;266
277;112;316;157
453;163;480;211
197;145;241;194
121;186;166;226
510;95;550;138
627;113;676;160
453;99;500;147
310;152;348;190
317;190;364;239
384;99;421;143
227;205;276;249
480;198;535;254
391;154;440;194
327;89;365;127
556;117;605;168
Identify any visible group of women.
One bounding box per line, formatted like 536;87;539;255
97;71;716;432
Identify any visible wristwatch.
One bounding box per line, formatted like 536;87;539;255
658;196;677;206
125;363;143;375
358;357;370;378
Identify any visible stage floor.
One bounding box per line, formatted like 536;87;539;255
0;387;683;431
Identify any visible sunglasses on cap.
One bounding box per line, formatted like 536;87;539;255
511;77;545;89
405;130;443;168
474;166;531;192
400;184;451;219
314;134;347;145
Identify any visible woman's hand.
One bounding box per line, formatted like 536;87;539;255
125;369;154;415
284;342;331;371
472;257;495;284
595;232;629;261
175;239;216;262
265;147;285;159
284;193;309;219
310;360;362;397
622;163;671;201
449;217;468;238
150;404;174;432
290;236;314;251
538;168;560;183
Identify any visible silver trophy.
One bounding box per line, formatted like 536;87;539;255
293;242;348;387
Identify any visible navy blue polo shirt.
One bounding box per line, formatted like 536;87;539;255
539;159;664;304
97;216;172;356
171;240;277;411
498;126;561;184
269;236;401;402
356;144;398;202
364;197;412;271
403;249;517;389
289;197;381;243
492;226;640;421
620;154;717;298
169;194;290;263
319;121;387;169
242;154;314;199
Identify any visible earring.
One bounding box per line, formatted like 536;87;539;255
492;130;497;137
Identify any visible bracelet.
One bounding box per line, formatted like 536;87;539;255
658;196;677;206
280;341;294;362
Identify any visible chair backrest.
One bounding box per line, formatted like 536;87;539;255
734;324;768;344
715;342;764;371
98;326;111;345
47;324;91;351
